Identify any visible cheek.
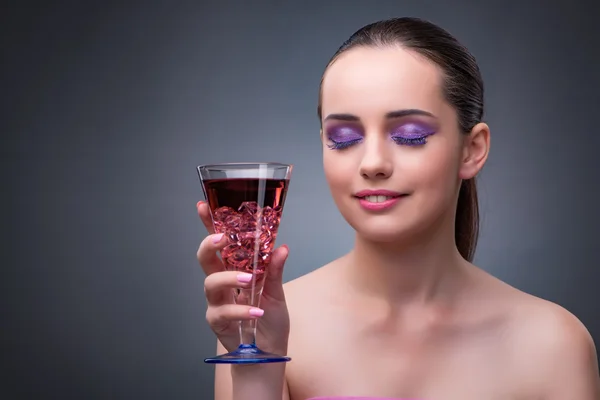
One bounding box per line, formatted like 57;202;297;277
323;150;356;202
323;151;344;190
411;141;462;196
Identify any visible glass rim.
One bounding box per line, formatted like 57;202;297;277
197;162;293;170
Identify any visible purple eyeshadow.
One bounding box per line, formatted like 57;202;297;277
326;125;363;142
391;122;436;139
325;121;437;150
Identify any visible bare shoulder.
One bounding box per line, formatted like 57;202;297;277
470;268;596;351
281;257;347;345
282;259;340;311
505;288;596;356
517;295;594;347
493;278;600;399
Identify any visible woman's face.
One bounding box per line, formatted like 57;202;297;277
320;46;483;243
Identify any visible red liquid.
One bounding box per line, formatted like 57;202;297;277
203;178;289;275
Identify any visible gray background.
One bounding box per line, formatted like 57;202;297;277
2;1;599;399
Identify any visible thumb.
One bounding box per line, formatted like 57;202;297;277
262;245;288;299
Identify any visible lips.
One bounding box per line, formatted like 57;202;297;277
354;189;404;199
362;194;398;203
353;190;407;210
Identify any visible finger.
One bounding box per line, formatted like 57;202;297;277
206;304;264;331
196;201;215;234
197;232;228;276
204;270;254;305
262;245;289;300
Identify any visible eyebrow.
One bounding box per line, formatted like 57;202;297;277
323;108;436;122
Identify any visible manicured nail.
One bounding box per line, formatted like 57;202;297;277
249;308;264;317
212;233;224;243
237;273;253;283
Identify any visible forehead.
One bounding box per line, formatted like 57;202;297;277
321;46;445;119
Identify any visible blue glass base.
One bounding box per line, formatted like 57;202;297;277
204;344;291;364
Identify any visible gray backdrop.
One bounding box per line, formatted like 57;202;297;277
2;1;599;399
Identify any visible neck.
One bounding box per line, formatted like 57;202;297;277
346;214;469;306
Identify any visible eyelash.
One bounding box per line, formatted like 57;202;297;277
327;136;428;150
391;136;428;146
327;138;362;150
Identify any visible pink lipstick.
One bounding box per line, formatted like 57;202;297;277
354;190;406;211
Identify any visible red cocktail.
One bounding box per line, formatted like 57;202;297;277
197;163;292;364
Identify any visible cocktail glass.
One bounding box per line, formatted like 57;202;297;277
197;162;292;364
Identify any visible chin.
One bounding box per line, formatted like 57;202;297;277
345;215;422;244
339;201;449;246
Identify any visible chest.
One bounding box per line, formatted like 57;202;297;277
286;314;520;400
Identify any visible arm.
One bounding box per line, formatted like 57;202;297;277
215;340;291;400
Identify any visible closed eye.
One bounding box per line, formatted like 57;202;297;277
392;136;428;146
327;138;362;150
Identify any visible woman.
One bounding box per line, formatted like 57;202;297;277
196;17;600;400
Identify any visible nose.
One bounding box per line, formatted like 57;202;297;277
359;135;393;180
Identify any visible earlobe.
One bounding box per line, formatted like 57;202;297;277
459;122;490;180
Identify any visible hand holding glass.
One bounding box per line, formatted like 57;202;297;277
197;162;292;364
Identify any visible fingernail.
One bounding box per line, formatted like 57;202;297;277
237;273;253;283
196;201;204;210
249;308;264;317
212;233;224;243
280;244;289;257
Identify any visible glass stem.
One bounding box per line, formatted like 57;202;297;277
233;281;264;347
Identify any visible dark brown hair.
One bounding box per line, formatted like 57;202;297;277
317;17;483;261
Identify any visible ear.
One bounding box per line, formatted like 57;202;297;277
459;122;490;180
